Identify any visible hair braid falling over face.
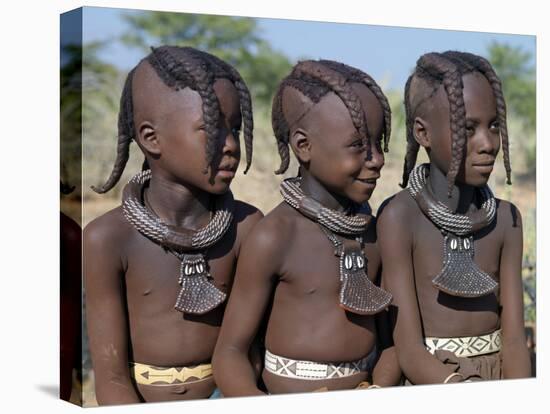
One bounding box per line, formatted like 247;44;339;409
401;51;512;194
271;59;392;175
92;46;254;194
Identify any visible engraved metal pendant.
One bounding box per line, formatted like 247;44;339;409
432;234;498;298
337;242;392;315
174;253;227;314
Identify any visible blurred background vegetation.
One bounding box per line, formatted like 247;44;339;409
60;10;536;406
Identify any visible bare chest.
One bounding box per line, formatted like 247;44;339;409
412;219;502;288
279;228;380;301
122;233;236;311
411;217;502;336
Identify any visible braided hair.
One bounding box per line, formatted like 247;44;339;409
401;51;511;194
272;59;392;175
92;46;254;194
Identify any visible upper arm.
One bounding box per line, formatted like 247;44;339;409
498;201;526;344
83;215;131;381
377;197;425;353
234;200;264;258
217;216;286;352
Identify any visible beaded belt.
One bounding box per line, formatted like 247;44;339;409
264;349;370;380
424;329;501;358
129;361;212;386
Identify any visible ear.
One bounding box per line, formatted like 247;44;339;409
289;128;311;164
136;121;161;156
413;116;431;149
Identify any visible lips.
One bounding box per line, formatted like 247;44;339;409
216;163;237;178
356;175;380;185
471;160;495;174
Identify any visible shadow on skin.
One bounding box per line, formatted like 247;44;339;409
437;291;499;312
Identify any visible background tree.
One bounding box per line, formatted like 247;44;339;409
487;42;536;176
488;42;535;128
120;11;293;107
81;41;123;199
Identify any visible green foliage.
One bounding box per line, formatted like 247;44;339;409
487;42;535;129
81;41;130;199
485;42;536;178
120;11;293;106
61;44;84;195
62;41;124;198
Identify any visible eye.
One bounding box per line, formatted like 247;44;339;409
489;121;500;133
350;139;366;150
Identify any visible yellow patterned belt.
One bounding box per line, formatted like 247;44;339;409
424;329;501;358
129;361;213;386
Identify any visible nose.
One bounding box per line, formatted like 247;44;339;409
476;127;500;155
220;127;240;156
364;141;385;170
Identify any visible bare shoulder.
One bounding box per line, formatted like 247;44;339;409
495;198;523;230
234;202;297;280
233;199;264;231
242;202;297;254
376;189;419;231
83;205;134;253
232;199;264;256
61;212;81;245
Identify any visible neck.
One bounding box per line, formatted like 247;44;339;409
427;163;475;214
144;171;212;230
299;167;351;213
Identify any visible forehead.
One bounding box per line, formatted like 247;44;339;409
212;78;241;117
132;61;239;121
304;82;384;136
350;82;383;135
462;72;496;118
429;71;496;123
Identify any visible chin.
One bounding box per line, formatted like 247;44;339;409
348;190;373;205
466;175;491;188
206;180;232;195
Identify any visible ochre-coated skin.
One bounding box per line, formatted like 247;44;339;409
377;73;531;384
84;60;262;405
213;83;401;396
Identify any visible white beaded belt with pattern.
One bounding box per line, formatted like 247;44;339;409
424;329;501;358
264;349;370;380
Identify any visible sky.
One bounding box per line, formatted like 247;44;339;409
68;6;536;91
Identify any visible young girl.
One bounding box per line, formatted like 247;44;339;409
378;51;531;384
84;46;262;404
213;59;400;395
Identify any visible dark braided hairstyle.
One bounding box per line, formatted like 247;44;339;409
401;51;512;194
92;46;254;194
272;59;392;175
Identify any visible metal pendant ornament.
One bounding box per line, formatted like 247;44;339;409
334;236;392;315
432;234;498;297
279;176;392;315
121;170;233;314
174;253;227;314
407;164;498;298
